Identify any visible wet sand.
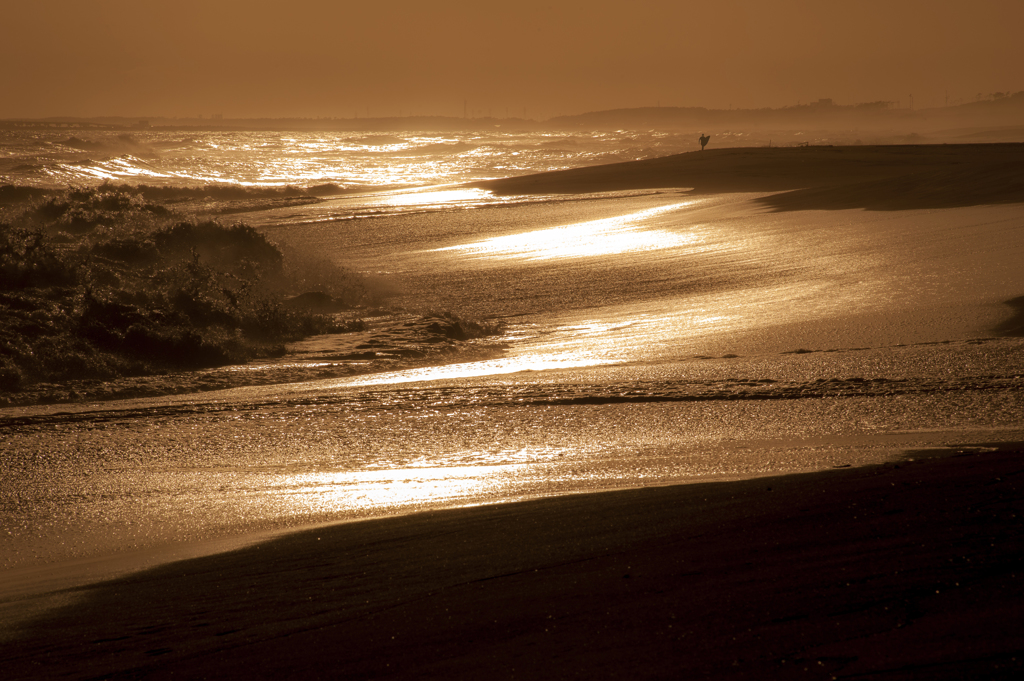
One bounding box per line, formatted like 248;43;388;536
3;444;1022;680
476;143;1024;211
3;145;1023;678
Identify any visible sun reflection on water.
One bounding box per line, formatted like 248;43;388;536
272;465;518;513
433;201;699;260
336;353;620;388
377;187;496;208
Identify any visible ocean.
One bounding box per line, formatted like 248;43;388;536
2;129;1023;596
0;127;698;192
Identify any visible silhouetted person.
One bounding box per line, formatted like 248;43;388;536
699;134;711;150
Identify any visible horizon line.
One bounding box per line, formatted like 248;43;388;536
4;91;1023;126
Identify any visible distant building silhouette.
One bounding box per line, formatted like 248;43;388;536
699;134;711;150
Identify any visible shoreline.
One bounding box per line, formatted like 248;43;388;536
4;294;1021;413
474;143;1024;211
4;143;1023;676
4;443;1022;679
5;142;1023;409
0;312;507;409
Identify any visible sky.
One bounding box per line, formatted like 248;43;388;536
3;0;1022;120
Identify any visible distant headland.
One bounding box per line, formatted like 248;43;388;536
3;92;1022;137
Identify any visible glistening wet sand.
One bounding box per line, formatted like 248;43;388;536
3;143;1022;677
3;443;1022;680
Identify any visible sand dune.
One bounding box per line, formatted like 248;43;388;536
476;143;1024;211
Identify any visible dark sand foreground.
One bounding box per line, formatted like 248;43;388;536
476;143;1024;211
4;445;1022;680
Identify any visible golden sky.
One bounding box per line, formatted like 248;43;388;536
3;0;1021;119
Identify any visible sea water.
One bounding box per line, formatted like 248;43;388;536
0;127;694;191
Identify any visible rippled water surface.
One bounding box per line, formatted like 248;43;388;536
0;129;692;190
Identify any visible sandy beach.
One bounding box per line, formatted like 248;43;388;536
476;143;1024;211
3;144;1023;678
4;444;1022;680
5;0;1024;673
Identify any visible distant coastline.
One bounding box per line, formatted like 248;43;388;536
3;91;1023;135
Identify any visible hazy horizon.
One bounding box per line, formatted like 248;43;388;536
7;90;1023;124
3;1;1022;121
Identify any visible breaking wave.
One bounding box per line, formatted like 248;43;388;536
0;128;698;192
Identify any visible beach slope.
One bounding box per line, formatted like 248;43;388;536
475;143;1024;211
3;446;1023;680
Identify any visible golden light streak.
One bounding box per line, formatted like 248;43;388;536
433;201;700;260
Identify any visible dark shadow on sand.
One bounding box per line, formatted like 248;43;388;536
4;445;1023;680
